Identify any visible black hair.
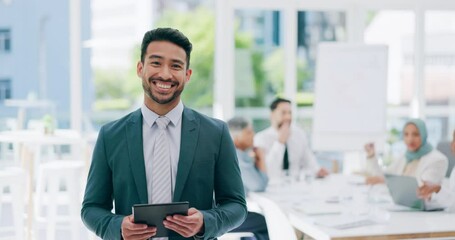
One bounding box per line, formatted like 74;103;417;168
140;28;193;69
269;97;291;111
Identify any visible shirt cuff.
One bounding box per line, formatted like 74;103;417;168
193;233;205;239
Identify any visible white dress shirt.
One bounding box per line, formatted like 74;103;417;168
368;149;448;186
141;101;183;203
425;168;455;212
254;124;320;181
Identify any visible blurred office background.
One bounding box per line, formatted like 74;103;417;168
1;0;455;239
2;0;455;147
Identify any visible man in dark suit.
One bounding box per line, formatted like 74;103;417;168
81;28;247;240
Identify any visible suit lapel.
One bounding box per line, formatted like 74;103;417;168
174;108;199;201
126;109;148;203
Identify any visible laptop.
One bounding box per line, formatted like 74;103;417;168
384;174;426;211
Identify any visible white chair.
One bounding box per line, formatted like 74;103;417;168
219;198;264;240
0;167;26;240
34;160;85;240
248;193;297;240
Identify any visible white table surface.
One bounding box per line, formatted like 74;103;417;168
258;174;455;240
0;129;83;145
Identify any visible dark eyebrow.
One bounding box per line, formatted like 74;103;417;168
147;55;185;66
171;59;185;66
148;55;163;60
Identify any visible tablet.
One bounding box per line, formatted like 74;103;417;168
133;201;189;238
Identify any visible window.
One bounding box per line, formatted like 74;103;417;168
233;10;347;131
0;29;11;53
424;11;455;143
0;79;12;101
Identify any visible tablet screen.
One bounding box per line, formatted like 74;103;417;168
133;201;189;237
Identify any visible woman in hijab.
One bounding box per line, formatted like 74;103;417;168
364;119;448;185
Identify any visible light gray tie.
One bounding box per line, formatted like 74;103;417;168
152;116;172;204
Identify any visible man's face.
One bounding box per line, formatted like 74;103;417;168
239;125;255;149
271;102;292;128
137;41;192;106
403;123;422;152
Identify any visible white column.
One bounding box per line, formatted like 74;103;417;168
137;0;154;38
69;0;82;131
411;7;425;119
283;5;298;116
346;6;366;43
214;0;235;120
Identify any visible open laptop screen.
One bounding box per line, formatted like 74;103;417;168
384;174;425;210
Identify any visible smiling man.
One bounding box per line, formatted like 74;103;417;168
81;28;247;240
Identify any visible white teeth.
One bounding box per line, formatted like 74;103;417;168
157;83;171;89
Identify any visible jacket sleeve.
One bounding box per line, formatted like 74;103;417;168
199;123;247;239
81;126;124;240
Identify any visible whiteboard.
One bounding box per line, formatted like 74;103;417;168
312;43;388;151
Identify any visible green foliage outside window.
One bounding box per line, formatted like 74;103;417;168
93;7;313;111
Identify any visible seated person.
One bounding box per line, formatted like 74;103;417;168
418;129;455;212
254;97;329;182
227;117;269;240
364;118;448;186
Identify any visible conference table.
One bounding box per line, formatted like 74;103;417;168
253;174;455;240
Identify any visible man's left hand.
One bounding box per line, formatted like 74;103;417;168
163;207;204;238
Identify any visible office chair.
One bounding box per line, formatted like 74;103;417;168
248;193;297;240
436;141;455;177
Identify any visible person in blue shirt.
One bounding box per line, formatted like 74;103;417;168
227;117;269;240
228;117;268;192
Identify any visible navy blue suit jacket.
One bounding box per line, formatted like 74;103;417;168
81;108;247;239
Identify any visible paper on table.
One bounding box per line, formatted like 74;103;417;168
313;215;377;229
293;203;342;216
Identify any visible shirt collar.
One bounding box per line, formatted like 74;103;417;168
141;101;184;128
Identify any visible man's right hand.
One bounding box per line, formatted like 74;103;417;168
365;176;385;185
277;121;291;144
252;147;267;172
121;215;157;240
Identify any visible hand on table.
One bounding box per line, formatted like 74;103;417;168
418;182;441;200
365;176;385;185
